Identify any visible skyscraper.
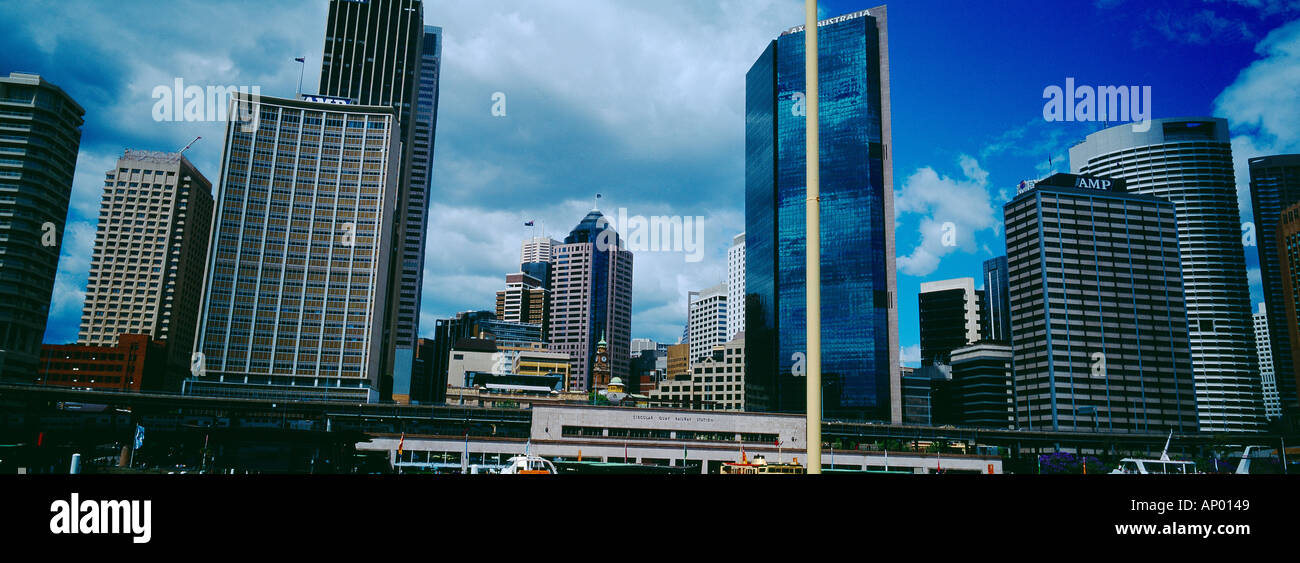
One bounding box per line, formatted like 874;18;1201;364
520;236;558;291
744;7;899;421
495;272;549;340
980;256;1011;343
726;233;745;342
319;0;442;396
78;150;213;388
688;282;728;363
547;210;633;392
1276;201;1300;412
1071;118;1262;432
1249;154;1300;410
1253;303;1284;419
1005;173;1197;433
918;278;980;367
189;93;400;401
0;73;84;380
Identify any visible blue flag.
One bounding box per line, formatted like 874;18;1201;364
134;425;145;450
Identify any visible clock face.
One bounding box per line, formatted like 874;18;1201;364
599;355;607;363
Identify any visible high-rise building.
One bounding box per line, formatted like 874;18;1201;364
78;150;213;389
726;233;745;342
0;73;84;380
424;310;496;403
744;7;899;421
980;256;1011;343
495;272;550;340
189;93;400;402
1071;118;1262;432
688;282;727;363
1276;201;1300;411
949;342;1015;429
520;236;558;291
547;210;633;392
918;278;980;367
319;0;442;397
1253;303;1284;419
1249;154;1300;409
1005;173;1197;433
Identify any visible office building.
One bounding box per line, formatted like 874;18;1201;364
688;282;728;363
1071;118;1262;431
1277;201;1300;411
319;0;442;395
727;233;745;341
1005;172;1197;433
1249;154;1300;409
981;256;1011;342
949;342;1015;429
901;365;950;426
495;272;549;340
189;93;400;402
1253;303;1284;419
37;334;167;392
0;73;84;380
744;7;899;421
78;150;213;389
547;209;633;392
666;342;689;379
649;334;746;411
918;278;980;367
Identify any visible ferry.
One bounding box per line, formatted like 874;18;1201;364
498;455;557;474
721;454;806;475
1110;432;1196;474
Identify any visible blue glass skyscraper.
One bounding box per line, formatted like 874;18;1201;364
744;7;899;422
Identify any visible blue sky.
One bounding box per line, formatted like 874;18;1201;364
3;0;1300;367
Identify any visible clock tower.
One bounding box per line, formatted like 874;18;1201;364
592;333;611;390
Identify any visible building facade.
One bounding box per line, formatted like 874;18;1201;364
981;256;1011;343
744;7;899;421
1253;303;1284;419
727;233;745;342
547;210;633;392
1277;201;1300;412
495;272;549;340
918;278;980;367
190;93;400;401
0;73;84;380
37;334;167;392
1005;173;1198;433
649;334;746;411
78;150;213;389
1071;118;1262;432
1249;154;1300;410
319;0;442;395
949;342;1015;429
688;282;728;363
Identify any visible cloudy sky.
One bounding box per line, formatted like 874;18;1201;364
4;0;1300;365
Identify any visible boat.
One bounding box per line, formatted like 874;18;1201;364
1110;431;1196;474
721;454;806;475
497;455;557;474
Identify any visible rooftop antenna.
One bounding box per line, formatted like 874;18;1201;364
178;136;201;155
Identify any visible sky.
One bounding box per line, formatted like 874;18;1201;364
3;0;1299;367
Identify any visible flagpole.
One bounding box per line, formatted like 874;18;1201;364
804;0;823;476
295;57;306;97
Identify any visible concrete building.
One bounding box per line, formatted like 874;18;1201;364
687;282;727;363
1249;154;1300;410
78;150;213;389
547;210;633;392
495;272;549;340
1005;172;1197;433
37;334;167;392
1276;200;1300;412
0;73;84;380
745;7;899;421
726;233;745;342
445;338;501;388
1253;303;1283;419
650;334;745;411
320;0;443;391
949;342;1015;429
1071;118;1262;432
189;93;400;402
918;278;980;366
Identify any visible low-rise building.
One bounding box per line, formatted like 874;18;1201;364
37;334;167;392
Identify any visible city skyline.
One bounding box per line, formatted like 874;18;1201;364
2;0;1299;359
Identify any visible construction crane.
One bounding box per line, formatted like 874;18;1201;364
178;136;201;155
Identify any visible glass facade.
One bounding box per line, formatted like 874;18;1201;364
745;10;896;421
1249;155;1300;409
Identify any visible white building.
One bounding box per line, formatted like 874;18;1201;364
727;233;745;341
650;334;745;411
688;282;728;363
1254;303;1283;419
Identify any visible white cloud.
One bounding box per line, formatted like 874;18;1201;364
900;344;921;367
895;155;999;277
43;221;97;343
